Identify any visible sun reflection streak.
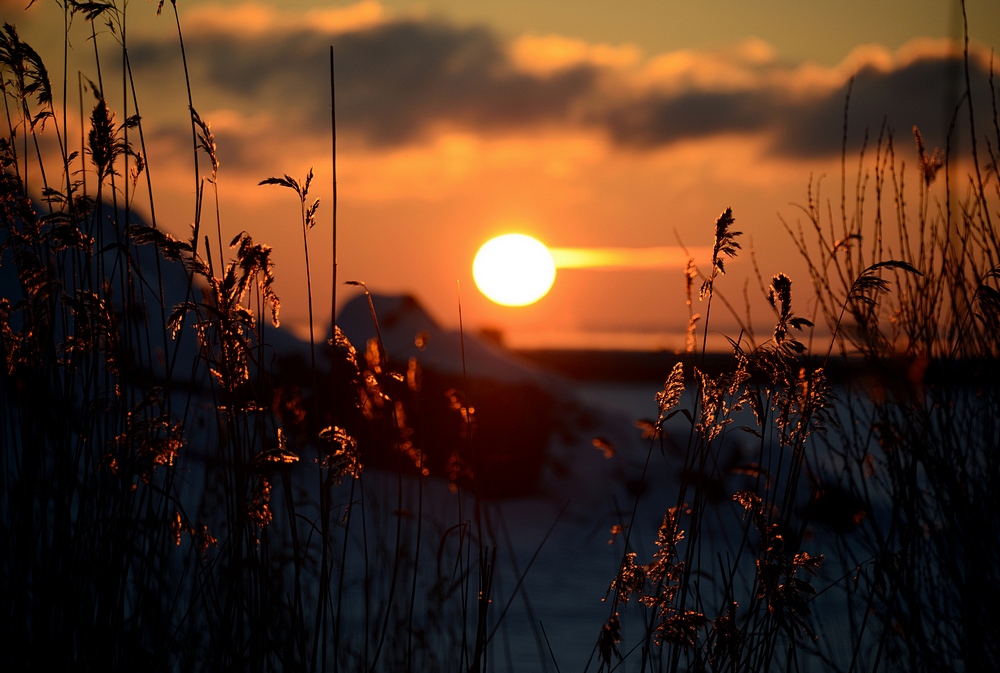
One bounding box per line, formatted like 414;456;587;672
549;246;712;269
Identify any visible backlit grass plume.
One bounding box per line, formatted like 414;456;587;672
700;207;741;300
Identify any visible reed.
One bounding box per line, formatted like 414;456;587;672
0;2;526;669
593;3;999;671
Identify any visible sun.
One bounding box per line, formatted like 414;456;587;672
473;234;556;306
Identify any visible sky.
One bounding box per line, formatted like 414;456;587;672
7;0;1000;350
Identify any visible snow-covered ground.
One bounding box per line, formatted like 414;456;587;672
320;368;902;672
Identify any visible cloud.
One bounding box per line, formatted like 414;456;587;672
181;0;386;37
130;16;598;146
598;89;774;147
774;56;973;156
126;4;996;161
606;52;994;156
509;34;642;76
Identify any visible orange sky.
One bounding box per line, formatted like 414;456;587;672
9;0;1000;350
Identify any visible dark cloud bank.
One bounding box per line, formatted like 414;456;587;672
130;17;996;158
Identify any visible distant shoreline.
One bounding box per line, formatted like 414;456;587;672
512;348;998;384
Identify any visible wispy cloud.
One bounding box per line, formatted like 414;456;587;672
182;0;386;36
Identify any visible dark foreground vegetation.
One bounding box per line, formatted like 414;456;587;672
2;2;999;671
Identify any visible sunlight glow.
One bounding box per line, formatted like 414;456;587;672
473;234;556;306
549;246;712;269
473;237;715;305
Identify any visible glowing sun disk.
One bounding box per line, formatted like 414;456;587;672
473;234;556;306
